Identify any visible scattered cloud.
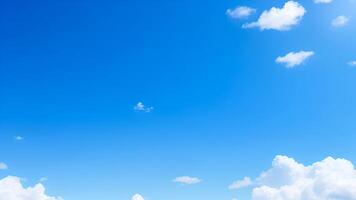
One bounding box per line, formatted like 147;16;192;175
0;176;62;200
132;194;144;200
226;6;256;19
237;155;356;200
331;15;350;27
14;136;23;141
243;1;306;31
39;177;48;182
276;51;314;68
314;0;333;4
173;176;202;185
229;177;253;190
0;163;7;170
134;102;153;113
348;60;356;66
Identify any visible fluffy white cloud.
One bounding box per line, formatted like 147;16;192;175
173;176;201;185
243;1;305;31
314;0;333;4
239;155;356;200
348;61;356;66
276;51;314;68
0;176;62;200
134;102;153;113
229;177;253;190
132;194;144;200
331;15;350;27
226;6;256;19
0;163;7;170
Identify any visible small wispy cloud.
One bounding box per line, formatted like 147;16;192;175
39;177;48;182
243;1;305;31
228;177;253;190
15;136;24;141
314;0;333;4
173;176;201;185
0;162;8;170
226;6;256;19
276;50;314;68
348;60;356;66
134;102;154;113
331;15;350;27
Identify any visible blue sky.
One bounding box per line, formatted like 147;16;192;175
1;0;356;200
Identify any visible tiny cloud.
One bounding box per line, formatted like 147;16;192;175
226;6;256;19
236;155;356;200
229;177;253;190
0;162;7;170
331;15;350;27
132;194;145;200
348;60;356;66
243;1;305;31
0;176;62;200
15;136;23;141
314;0;333;3
134;102;154;113
173;176;201;185
276;50;314;68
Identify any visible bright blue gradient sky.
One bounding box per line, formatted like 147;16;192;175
1;0;356;200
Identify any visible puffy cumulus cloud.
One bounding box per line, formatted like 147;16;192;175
134;102;153;113
241;155;356;200
226;6;256;19
131;194;144;200
314;0;333;3
243;1;305;31
173;176;201;185
0;176;62;200
276;51;314;68
331;15;350;27
229;177;253;190
0;163;7;170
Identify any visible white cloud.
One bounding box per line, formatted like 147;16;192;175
0;176;62;200
15;136;23;141
314;0;333;4
173;176;201;185
134;102;153;113
348;61;356;66
132;194;144;200
276;51;314;68
226;6;256;19
331;15;350;27
0;163;7;170
229;177;253;190
239;155;356;200
39;177;48;182
243;1;306;31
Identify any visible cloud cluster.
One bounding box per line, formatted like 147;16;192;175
134;102;154;113
226;6;256;19
173;176;201;185
276;51;314;68
243;1;306;31
234;155;356;200
0;176;62;200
